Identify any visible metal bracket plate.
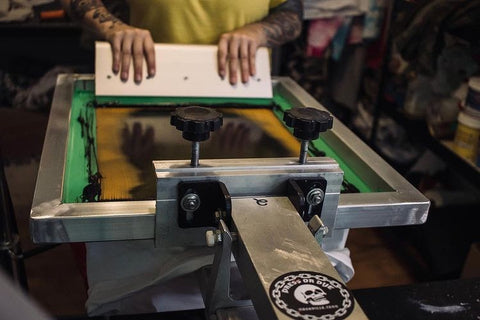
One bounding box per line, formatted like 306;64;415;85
155;157;343;246
177;181;232;229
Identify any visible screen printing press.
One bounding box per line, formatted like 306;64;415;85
30;44;430;320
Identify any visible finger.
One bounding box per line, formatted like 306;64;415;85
133;36;144;83
144;35;156;78
217;35;229;79
111;34;122;74
228;38;240;85
226;124;238;153
238;125;251;151
121;124;130;154
249;41;257;77
220;122;234;150
210;127;221;149
232;123;247;149
120;32;134;81
131;122;142;154
239;40;250;83
142;126;155;151
140;126;155;162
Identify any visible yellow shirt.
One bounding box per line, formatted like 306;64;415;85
126;0;286;44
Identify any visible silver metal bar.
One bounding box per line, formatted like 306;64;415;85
336;192;429;229
299;140;309;164
155;158;343;198
30;200;156;243
232;197;367;320
31;74;73;209
191;141;200;167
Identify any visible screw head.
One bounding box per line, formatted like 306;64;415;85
306;188;325;206
181;193;201;212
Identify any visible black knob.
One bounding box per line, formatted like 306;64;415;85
283;107;333;141
171;106;223;142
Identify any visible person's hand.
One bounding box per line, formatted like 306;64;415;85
104;24;156;83
121;122;155;168
217;24;266;85
213;121;252;153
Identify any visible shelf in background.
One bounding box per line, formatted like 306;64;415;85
377;101;480;187
437;139;480;173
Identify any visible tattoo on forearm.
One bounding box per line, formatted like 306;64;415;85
71;0;123;28
261;0;303;46
92;8;122;27
71;0;102;19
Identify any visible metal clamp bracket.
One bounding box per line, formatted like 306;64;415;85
287;177;327;221
177;181;232;229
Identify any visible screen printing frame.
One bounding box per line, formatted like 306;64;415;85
30;74;429;243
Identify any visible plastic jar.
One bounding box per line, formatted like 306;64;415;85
466;77;480;112
453;111;480;162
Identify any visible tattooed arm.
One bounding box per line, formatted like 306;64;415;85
61;0;155;83
218;0;303;85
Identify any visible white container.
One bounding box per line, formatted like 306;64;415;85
453;111;480;162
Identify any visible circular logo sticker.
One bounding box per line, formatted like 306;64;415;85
269;271;354;320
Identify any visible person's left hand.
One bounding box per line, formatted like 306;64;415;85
217;24;266;85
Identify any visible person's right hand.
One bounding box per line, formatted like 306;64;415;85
121;122;155;168
104;25;156;83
